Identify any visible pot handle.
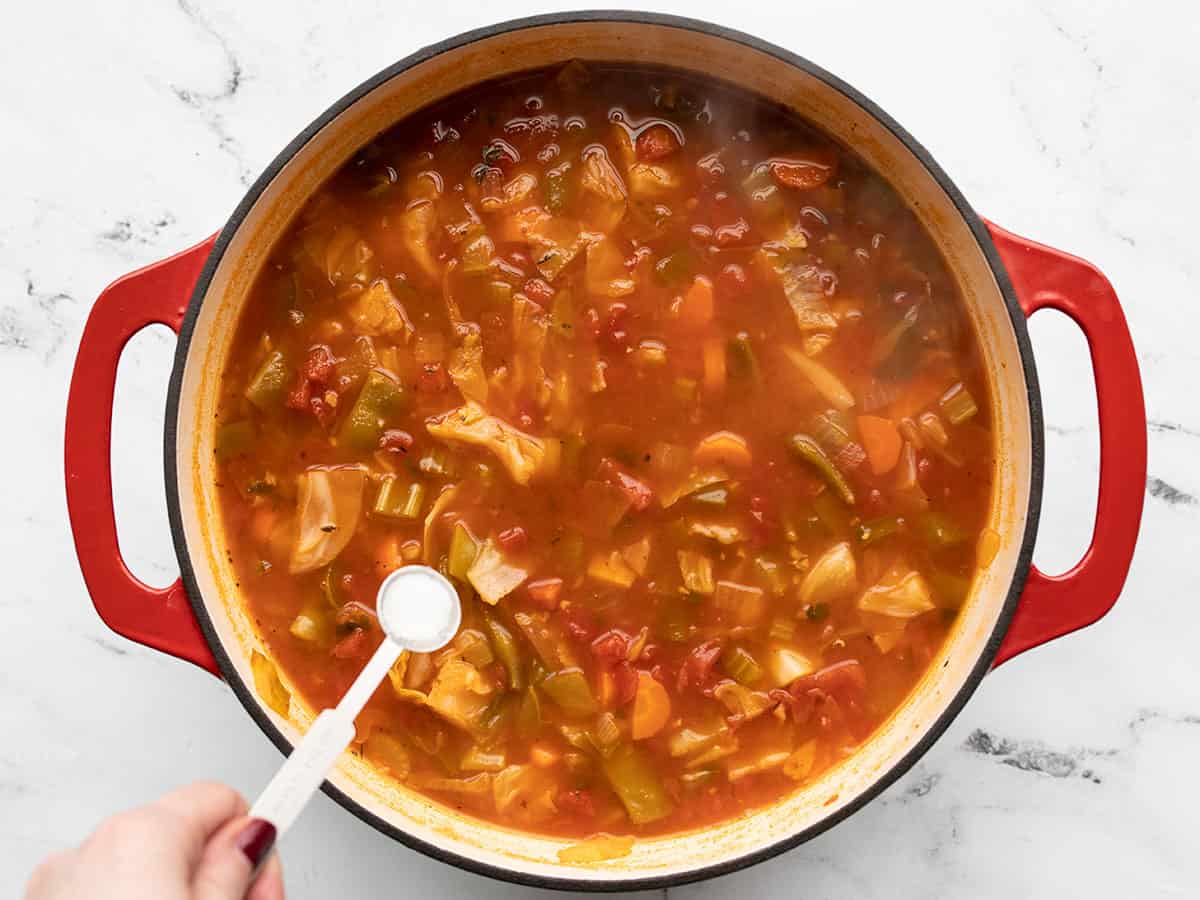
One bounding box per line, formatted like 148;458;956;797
986;222;1146;666
65;237;220;676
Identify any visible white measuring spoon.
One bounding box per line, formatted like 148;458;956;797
249;565;461;836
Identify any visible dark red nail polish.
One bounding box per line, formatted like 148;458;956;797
235;818;276;869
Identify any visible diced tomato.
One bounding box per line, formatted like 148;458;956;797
309;396;336;429
768;153;836;190
769;687;814;724
497;526;528;551
562;606;598;643
591;629;631;666
834;441;867;473
301;344;336;385
613;661;639;706
635;123;681;161
526;577;563;609
379;429;414;453
677;639;723;693
335;601;377;630
417;362;450;393
285;378;312;412
557;789;596;818
523;277;556;304
331;628;369;660
790;659;867;699
718;263;749;299
598;458;654;511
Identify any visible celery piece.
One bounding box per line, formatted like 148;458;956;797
540;668;598;717
810;489;850;536
339;369;405;452
460;230;495;275
544;166;573;214
658;595;694;643
721;646;764;685
593;711;621;752
553;529;586;575
939;382;979;425
373;477;425;519
677;550;716;595
483;611;525;691
602;744;674;825
244;350;289;412
713;580;766;624
215;420;254;461
447;521;480;580
417;446;455;478
517;685;542;736
855;515;906;547
787;433;856;505
919;511;967;548
752;555;789;596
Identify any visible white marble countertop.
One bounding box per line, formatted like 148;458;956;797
4;0;1197;896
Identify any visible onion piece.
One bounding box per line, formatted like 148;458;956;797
782;346;855;410
797;542;858;608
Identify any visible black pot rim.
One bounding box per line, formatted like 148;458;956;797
164;10;1043;893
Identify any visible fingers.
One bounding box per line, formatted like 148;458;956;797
192;817;277;900
23;850;74;900
154;781;248;841
247;852;286;900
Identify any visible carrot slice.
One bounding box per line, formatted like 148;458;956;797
693;430;752;468
631;672;671;740
677;275;715;328
857;415;902;475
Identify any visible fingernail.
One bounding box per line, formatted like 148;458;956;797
234;818;276;870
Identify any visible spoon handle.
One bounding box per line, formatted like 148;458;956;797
249;637;404;835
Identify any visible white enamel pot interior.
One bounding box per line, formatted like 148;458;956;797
166;12;1039;891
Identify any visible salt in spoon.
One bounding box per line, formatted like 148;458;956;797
248;565;461;836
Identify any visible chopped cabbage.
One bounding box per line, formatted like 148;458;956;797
427;401;552;486
425;658;495;734
288;465;366;574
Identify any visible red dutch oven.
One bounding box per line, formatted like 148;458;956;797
64;12;1147;891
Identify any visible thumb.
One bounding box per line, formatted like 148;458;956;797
192;817;277;900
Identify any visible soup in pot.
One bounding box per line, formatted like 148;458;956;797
214;62;995;841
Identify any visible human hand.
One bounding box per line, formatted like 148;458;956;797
24;782;284;900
